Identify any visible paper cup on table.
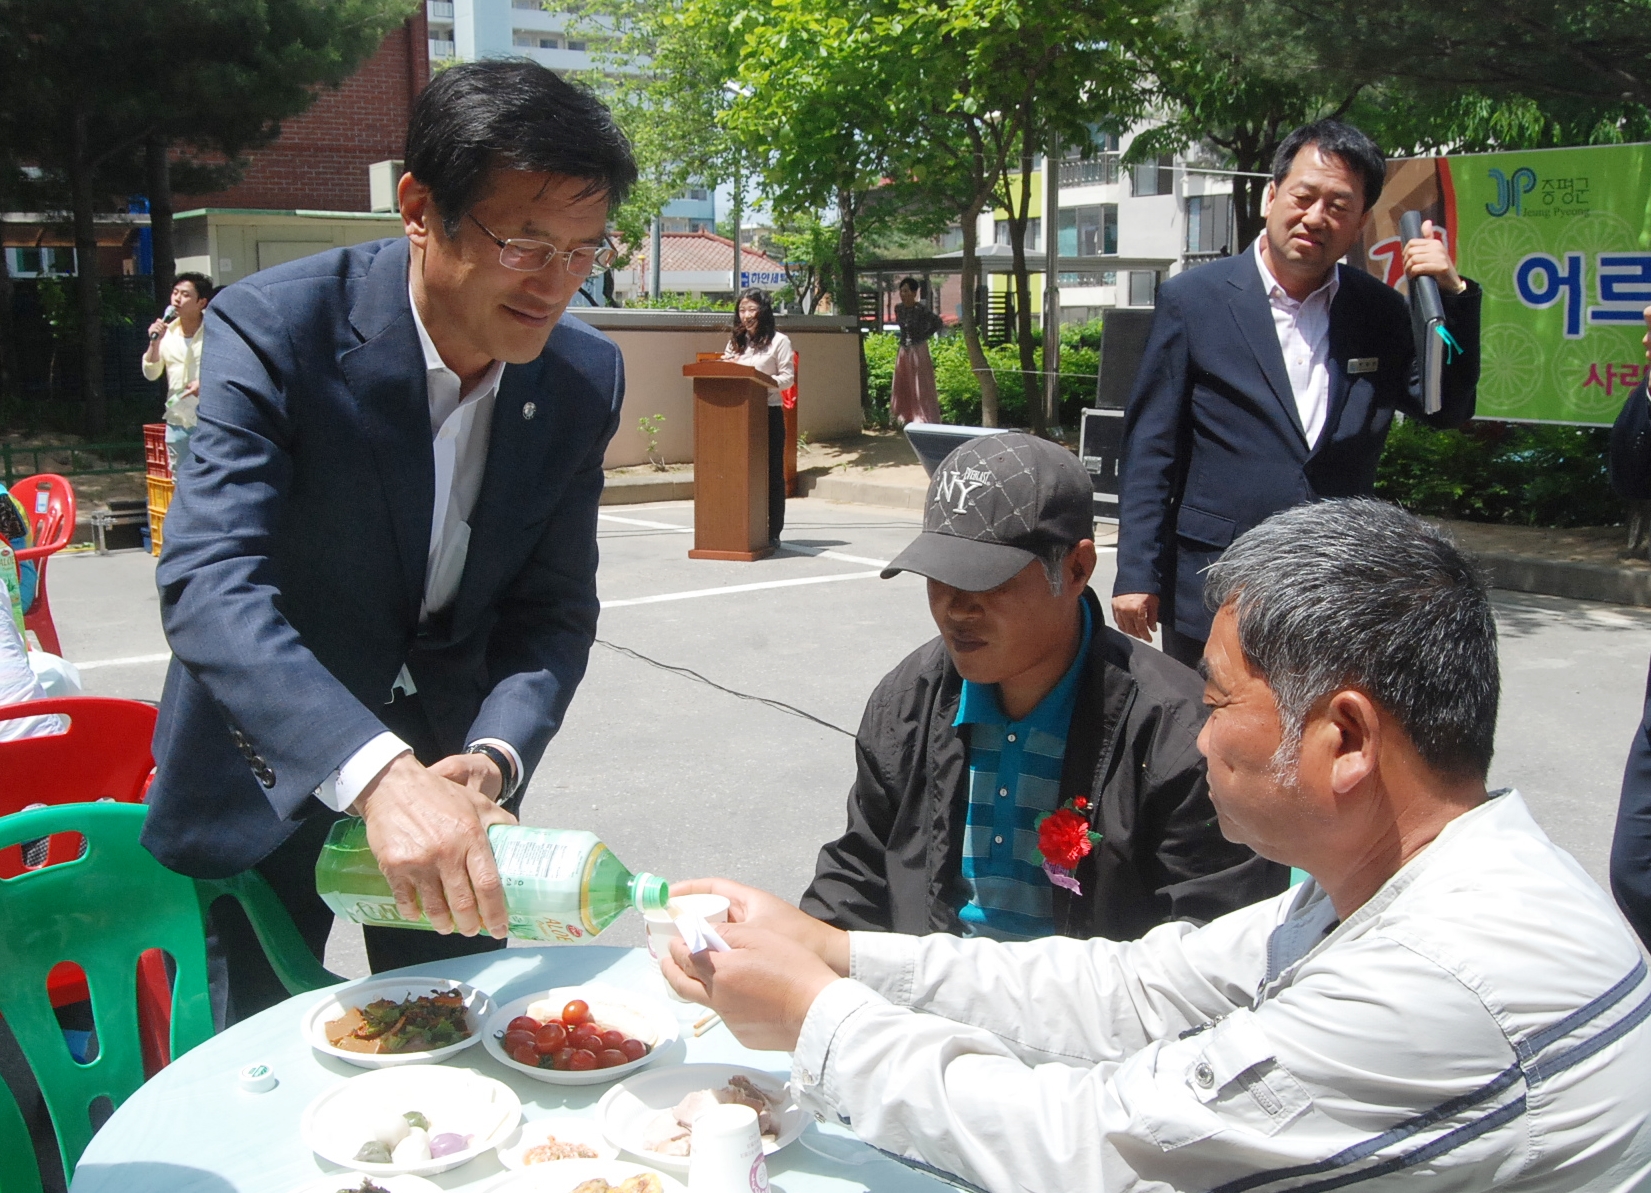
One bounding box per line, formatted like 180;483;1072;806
687;1103;769;1193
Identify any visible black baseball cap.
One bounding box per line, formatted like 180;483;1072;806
881;432;1095;591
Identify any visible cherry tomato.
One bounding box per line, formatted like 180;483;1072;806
620;1038;647;1062
561;999;591;1025
507;1015;542;1035
599;1029;625;1050
503;1029;537;1053
534;1022;567;1053
510;1043;539;1067
570;1027;602;1051
567;1048;598;1071
597;1048;629;1069
549;1047;577;1070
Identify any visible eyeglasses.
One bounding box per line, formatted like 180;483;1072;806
467;213;617;276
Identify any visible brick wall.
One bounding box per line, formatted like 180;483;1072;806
176;13;429;213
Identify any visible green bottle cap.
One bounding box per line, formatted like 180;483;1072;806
632;873;669;913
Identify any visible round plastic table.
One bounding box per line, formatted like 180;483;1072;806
70;945;955;1193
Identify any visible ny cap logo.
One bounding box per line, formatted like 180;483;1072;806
934;466;994;514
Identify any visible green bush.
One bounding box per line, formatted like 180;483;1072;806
1375;419;1621;528
621;292;734;311
865;318;1104;428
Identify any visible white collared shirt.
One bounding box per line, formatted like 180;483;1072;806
311;283;518;812
1253;236;1338;447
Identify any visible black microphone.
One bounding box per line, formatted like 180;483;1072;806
1398;212;1445;328
1399;212;1447;414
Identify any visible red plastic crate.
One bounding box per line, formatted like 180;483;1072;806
144;423;170;479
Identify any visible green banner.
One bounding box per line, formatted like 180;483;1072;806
1360;143;1651;425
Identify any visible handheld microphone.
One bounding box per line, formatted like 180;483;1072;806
1399;211;1448;415
149;304;176;341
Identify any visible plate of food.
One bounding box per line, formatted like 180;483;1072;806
483;984;677;1086
302;977;494;1068
485;1159;684;1193
288;1176;443;1193
299;1063;521;1176
595;1063;801;1175
495;1115;619;1170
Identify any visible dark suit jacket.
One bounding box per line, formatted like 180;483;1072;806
145;237;623;877
1114;249;1481;641
1610;381;1651;947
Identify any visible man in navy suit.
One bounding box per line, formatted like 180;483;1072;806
144;60;637;1022
1113;120;1481;665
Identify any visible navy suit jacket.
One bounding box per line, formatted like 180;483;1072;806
1609;381;1651;947
1114;248;1480;641
145;238;623;877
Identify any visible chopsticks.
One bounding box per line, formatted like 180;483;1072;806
693;1011;722;1037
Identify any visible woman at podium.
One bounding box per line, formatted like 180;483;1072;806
722;287;796;543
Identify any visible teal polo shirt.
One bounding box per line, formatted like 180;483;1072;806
953;601;1092;940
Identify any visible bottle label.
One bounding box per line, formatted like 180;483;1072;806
492;833;586;882
492;828;603;942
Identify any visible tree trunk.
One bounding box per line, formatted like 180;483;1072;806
71;112;108;439
835;188;869;420
1008;134;1042;436
145;133;175;309
958;203;1000;427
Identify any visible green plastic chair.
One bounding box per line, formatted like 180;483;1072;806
0;802;341;1193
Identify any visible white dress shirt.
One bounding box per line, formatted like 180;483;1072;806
312;284;519;811
1253;236;1338;447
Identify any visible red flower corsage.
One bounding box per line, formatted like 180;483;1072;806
1036;796;1102;894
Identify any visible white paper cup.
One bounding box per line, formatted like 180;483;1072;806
644;895;731;964
687;1103;769;1193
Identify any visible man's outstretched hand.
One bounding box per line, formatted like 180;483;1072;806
352;752;517;938
668;877;850;973
662;923;841;1052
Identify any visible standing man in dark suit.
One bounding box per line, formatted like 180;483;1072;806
144;60;636;1023
1112;120;1481;665
1607;305;1651;949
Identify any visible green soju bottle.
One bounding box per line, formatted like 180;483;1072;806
315;818;669;943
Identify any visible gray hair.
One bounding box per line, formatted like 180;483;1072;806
1039;545;1071;597
1203;499;1498;779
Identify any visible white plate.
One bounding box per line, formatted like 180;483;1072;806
289;1176;443;1193
483;984;678;1086
300;1064;521;1176
302;976;494;1069
596;1063;802;1175
496;1115;619;1170
485;1158;686;1192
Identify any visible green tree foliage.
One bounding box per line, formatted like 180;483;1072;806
1376;421;1618;528
0;0;415;434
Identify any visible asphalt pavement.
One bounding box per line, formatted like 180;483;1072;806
53;497;1651;977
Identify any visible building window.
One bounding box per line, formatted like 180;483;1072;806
1058;205;1117;257
512;0;540;8
685;187;709;202
1128;270;1158;306
1056;270;1117;287
566;39;586;51
992;218;1041;251
1185;193;1234;255
539;36;560;48
6;247;76;276
513;32;532;46
1131;155;1175;197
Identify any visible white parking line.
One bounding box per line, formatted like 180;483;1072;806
602;570;883;608
75;651;173;670
599;513;690;532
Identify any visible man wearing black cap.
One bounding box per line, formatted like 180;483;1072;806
801;434;1284;941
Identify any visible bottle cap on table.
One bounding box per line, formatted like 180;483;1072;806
237;1062;276;1093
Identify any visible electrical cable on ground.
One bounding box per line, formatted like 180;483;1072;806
596;638;856;738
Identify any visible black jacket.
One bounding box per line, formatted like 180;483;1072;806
800;591;1287;939
1115;249;1481;641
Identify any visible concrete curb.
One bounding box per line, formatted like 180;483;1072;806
796;472;927;511
601;471;694;505
1477;553;1651;608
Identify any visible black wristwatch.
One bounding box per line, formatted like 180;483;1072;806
465;742;518;804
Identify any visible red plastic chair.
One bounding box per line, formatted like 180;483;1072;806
0;697;173;1075
14;474;77;656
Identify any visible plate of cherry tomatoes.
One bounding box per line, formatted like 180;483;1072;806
483;984;679;1086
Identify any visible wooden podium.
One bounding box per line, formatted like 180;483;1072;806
683;360;778;560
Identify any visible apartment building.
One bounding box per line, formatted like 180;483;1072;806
981;127;1237;323
426;0;716;231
